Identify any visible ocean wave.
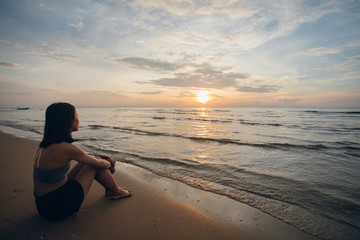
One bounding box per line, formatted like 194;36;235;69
0;109;17;112
162;109;231;116
239;119;282;127
89;125;328;151
179;117;233;123
88;124;109;130
302;110;360;115
156;110;187;115
80;144;360;239
23;118;43;123
343;127;360;131
0;121;42;135
213;109;232;112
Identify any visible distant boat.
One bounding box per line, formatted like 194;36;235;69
16;107;29;110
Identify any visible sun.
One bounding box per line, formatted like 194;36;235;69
196;91;212;104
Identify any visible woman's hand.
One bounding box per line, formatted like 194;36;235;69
93;154;116;173
102;160;112;169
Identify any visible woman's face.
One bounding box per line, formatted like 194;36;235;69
71;111;79;132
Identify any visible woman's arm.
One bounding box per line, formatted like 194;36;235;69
91;154;116;173
66;144;111;169
91;154;116;167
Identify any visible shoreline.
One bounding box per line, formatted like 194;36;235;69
0;131;318;240
116;163;321;240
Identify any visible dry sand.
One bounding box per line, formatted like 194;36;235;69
0;131;318;240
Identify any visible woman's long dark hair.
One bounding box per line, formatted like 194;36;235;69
39;102;76;148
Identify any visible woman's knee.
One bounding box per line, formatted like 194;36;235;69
74;165;98;183
67;162;85;179
74;165;98;197
81;164;98;174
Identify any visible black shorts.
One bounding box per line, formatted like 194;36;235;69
34;179;84;220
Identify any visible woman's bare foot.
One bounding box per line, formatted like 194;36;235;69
109;187;133;200
105;187;128;197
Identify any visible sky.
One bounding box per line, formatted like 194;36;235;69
0;0;359;108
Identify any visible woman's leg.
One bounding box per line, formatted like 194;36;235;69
67;162;84;180
74;165;98;198
95;169;132;200
72;164;132;199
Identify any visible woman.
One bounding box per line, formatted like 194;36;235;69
33;102;132;220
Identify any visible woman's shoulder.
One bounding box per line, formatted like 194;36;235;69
46;141;72;149
56;142;84;152
58;142;88;157
46;142;82;155
43;142;87;163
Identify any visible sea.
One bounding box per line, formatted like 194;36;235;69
0;107;359;240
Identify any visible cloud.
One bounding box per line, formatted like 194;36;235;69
22;49;80;62
177;91;196;98
328;59;360;71
127;57;283;93
117;57;185;71
0;39;23;49
118;56;229;72
123;0;343;53
236;85;281;93
313;59;360;71
69;21;84;32
146;64;249;89
0;62;23;69
295;47;341;56
130;0;258;18
140;91;163;95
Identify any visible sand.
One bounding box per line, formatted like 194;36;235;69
0;131;318;240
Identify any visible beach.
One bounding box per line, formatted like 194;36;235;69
0;131;319;240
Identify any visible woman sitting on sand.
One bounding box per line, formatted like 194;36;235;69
33;102;132;220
